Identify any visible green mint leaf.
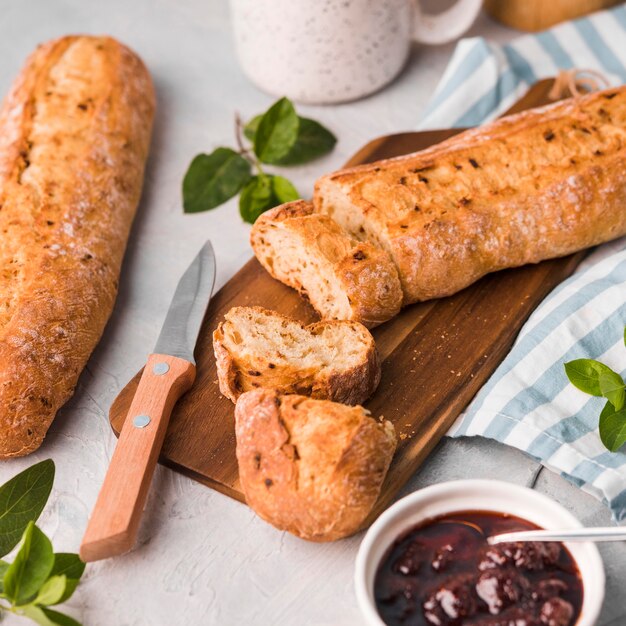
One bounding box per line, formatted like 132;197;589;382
272;175;300;204
41;608;82;626
19;606;82;626
243;115;261;142
239;175;300;224
564;359;615;396
15;605;56;626
599;400;626;452
253;98;299;164
246;115;336;165
182;148;252;214
34;575;66;606
4;522;54;605
0;459;54;558
274;118;337;165
599;370;626;410
49;553;85;604
50;553;84;582
239;175;273;224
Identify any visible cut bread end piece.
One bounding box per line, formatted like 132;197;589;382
235;389;397;541
250;200;402;327
314;174;410;297
213;306;381;405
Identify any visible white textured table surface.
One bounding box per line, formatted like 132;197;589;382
1;2;625;625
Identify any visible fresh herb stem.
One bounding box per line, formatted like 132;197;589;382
564;327;626;452
0;461;85;625
234;112;265;174
234;112;254;159
182;96;336;221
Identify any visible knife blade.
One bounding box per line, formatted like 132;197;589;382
80;241;216;562
154;240;216;363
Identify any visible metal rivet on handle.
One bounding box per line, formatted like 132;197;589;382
133;414;151;428
153;362;170;375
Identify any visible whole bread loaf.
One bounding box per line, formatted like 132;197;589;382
235;389;396;541
315;87;626;304
213;306;380;405
0;36;155;457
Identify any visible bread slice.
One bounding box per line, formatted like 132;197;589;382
235;389;397;541
315;86;626;303
213;306;380;405
250;200;402;327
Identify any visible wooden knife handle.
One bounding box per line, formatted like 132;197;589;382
80;354;196;562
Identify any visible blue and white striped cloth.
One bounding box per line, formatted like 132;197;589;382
419;5;626;521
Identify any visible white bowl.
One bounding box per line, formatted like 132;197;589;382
355;479;605;626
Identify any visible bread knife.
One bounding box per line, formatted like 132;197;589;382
80;240;216;562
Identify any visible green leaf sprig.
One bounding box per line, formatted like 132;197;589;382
182;97;336;223
0;460;85;626
564;328;626;452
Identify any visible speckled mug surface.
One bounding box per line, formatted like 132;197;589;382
230;0;482;104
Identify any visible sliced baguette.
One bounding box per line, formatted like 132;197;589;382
250;200;402;327
235;389;397;542
213;306;380;405
315;87;626;303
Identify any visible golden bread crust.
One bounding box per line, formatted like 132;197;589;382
235;389;396;541
315;87;626;303
0;36;155;457
250;200;402;327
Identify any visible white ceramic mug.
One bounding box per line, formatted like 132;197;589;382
230;0;483;104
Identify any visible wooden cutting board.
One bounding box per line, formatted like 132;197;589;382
110;78;584;519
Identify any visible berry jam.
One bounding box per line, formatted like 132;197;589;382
374;511;583;626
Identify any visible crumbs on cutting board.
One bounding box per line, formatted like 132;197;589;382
398;422;416;440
